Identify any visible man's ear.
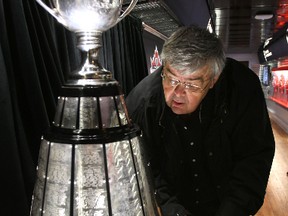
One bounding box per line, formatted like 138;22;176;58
209;75;220;89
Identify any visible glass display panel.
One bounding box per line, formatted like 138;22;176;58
271;69;288;108
262;65;270;86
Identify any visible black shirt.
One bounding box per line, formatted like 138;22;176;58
170;89;219;215
126;59;275;216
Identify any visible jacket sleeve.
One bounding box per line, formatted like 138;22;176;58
213;61;275;216
125;94;192;216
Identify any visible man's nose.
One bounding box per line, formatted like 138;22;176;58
173;83;186;95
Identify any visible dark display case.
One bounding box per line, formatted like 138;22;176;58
262;65;271;86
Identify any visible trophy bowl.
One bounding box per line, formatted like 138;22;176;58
36;0;138;80
36;0;138;33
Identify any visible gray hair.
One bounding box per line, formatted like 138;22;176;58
160;25;226;77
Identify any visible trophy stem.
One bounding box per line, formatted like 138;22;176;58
76;31;102;51
70;31;113;81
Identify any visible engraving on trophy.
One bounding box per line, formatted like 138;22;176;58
74;144;109;215
79;97;99;129
44;143;72;215
62;97;79;129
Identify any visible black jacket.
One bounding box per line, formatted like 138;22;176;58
125;58;275;216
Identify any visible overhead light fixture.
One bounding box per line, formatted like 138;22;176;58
255;12;274;20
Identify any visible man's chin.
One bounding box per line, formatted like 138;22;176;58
170;103;197;115
171;105;187;115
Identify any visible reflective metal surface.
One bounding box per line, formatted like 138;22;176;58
30;83;159;216
36;0;138;78
36;0;138;33
53;95;129;130
30;137;158;215
31;1;159;215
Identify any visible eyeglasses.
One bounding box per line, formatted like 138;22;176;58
161;72;211;93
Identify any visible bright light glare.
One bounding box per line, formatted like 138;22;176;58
67;8;119;31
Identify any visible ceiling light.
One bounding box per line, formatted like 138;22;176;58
255;13;274;20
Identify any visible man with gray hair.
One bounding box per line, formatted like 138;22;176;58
125;25;274;216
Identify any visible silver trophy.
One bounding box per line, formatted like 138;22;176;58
30;0;161;216
36;0;138;81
